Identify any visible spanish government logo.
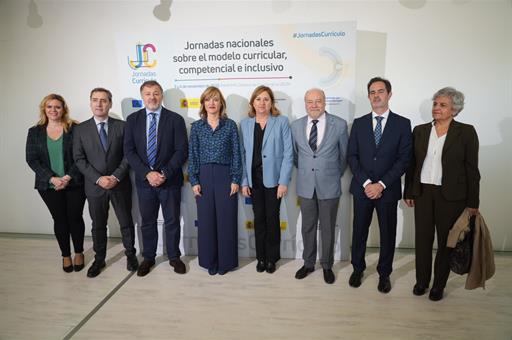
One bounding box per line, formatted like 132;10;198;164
128;43;157;70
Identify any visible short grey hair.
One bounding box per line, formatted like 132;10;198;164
432;87;465;116
304;88;326;101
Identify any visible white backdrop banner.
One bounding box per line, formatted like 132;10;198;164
116;21;356;260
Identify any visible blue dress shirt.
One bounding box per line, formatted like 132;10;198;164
188;118;242;186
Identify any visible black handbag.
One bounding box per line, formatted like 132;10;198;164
449;216;475;275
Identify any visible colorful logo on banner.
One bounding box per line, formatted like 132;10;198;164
128;43;157;70
180;98;200;109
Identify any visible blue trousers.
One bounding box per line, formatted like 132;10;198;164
196;164;238;271
137;184;181;261
351;198;398;277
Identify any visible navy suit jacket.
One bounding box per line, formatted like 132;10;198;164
124;107;188;188
347;111;412;202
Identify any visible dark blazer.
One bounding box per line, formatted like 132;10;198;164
26;123;83;190
73;117;131;197
124;107;188;188
404;120;480;208
348;111;412;202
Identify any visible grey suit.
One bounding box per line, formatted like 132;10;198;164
73;117;135;262
291;112;348;268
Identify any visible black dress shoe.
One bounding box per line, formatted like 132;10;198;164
137;259;155;277
73;254;84;272
62;257;73;273
87;261;106;278
126;255;139;272
169;258;186;274
208;268;218;275
266;262;276;274
378;276;392;293
218;270;227;275
323;269;335;284
256;260;266;273
413;284;427;296
429;287;444;301
295;266;314;279
348;271;363;287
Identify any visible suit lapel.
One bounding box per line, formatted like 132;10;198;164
299;116;311;153
262;115;276;148
378;112;395;149
442;120;462;157
106;117;120;153
86;117;106;154
317;112;332;152
246;118;255;159
156;109;167;157
362;113;376;150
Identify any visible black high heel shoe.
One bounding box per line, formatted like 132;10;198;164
73;253;85;272
63;257;73;273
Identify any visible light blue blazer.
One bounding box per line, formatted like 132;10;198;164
240;115;293;188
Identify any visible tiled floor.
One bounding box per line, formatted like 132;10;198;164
1;234;510;340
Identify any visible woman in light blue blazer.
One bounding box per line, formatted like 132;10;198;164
240;85;293;273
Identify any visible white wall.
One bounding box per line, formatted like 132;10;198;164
1;0;511;250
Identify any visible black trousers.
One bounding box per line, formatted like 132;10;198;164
87;188;136;262
39;186;86;257
414;184;465;289
251;175;281;263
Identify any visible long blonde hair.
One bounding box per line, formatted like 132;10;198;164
37;94;77;132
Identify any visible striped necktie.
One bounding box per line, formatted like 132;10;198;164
374;116;384;146
99;122;108;151
309;119;319;152
147;113;157;168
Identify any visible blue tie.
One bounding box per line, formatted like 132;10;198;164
374;116;384;146
99;122;108;151
147;113;157;168
309;119;319;152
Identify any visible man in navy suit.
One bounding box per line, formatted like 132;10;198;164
124;80;188;277
347;77;412;293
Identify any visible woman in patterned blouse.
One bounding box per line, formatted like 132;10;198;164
240;86;293;273
188;86;242;275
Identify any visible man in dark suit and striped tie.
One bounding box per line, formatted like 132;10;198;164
124;80;188;277
73;88;138;277
347;77;412;293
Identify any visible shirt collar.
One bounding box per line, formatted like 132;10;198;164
200;117;226;128
146;106;162;117
93;116;109;125
372;110;390;120
307;111;326;124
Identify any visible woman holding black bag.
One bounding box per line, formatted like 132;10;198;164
404;87;480;301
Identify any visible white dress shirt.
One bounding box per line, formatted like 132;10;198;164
93;116;109;134
420;122;446;186
306;112;326;149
